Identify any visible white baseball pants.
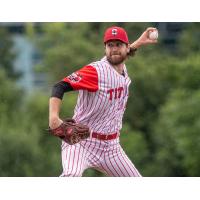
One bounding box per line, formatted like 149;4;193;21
60;137;141;177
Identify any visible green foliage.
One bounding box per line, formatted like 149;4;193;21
177;23;200;56
0;70;38;176
0;71;61;176
0;27;20;79
152;89;200;176
83;168;106;177
0;124;41;176
22;93;63;176
0;70;21;129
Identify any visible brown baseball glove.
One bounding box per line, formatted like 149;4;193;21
48;118;90;145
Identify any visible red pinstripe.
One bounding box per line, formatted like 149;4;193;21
107;149;122;176
71;146;77;176
89;138;102;166
94;140;110;176
77;141;87;175
119;147;141;176
110;144;126;176
114;147;132;176
87;140;98;165
66;145;72;175
88;63;107;130
101;152;115;176
73;144;81;176
94;64;114;132
61;144;67;175
105;151;120;176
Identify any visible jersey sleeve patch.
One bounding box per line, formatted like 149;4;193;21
62;65;98;92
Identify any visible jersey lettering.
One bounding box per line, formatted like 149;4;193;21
107;87;124;101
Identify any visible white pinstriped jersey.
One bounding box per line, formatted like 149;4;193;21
63;56;131;134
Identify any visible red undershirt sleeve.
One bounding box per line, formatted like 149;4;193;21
62;65;98;92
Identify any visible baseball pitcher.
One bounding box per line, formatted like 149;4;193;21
49;26;158;176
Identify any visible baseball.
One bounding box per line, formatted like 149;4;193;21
149;30;158;40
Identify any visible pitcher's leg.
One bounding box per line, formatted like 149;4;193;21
117;146;142;177
60;141;87;177
102;144;142;177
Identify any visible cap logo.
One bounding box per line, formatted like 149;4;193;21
111;28;117;36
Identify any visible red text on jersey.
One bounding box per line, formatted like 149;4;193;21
107;87;124;100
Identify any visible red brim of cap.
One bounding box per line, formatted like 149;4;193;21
104;37;129;44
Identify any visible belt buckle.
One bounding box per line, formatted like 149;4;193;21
96;134;100;140
105;135;108;140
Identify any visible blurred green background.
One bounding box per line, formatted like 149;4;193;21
0;22;200;177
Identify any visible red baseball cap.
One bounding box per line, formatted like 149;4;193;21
104;26;129;44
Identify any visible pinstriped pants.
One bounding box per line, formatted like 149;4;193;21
60;137;141;177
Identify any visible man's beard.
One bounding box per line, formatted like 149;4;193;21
106;53;127;65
